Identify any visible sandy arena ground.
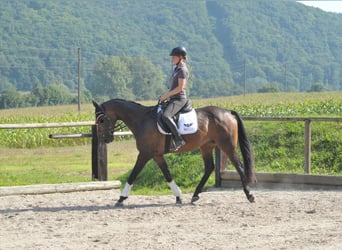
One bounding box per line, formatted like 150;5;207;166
0;188;341;250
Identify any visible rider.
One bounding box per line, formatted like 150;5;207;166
159;46;189;151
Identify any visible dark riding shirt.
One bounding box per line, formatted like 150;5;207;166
163;63;189;118
169;63;189;100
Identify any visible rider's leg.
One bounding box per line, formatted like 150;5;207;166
162;115;185;151
162;99;187;151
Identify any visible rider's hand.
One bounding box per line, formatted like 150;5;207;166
159;95;166;103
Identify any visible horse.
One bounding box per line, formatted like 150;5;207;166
92;98;257;206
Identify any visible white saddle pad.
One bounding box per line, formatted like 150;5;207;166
157;109;198;135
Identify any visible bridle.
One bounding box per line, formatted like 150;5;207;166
95;105;115;134
95;105;125;133
96;111;110;124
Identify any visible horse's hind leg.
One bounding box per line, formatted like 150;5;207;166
153;155;182;204
192;145;215;203
224;150;255;202
236;162;255;203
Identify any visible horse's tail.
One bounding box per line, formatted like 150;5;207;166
231;110;257;184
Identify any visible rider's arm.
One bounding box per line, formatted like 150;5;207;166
159;78;186;102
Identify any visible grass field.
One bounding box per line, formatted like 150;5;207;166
0;92;341;191
0;140;138;186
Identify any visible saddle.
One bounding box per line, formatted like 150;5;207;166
157;100;198;135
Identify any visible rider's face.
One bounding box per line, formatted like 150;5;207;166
171;55;181;64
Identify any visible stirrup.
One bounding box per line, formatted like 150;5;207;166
171;139;186;151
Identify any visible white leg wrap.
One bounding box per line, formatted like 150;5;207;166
121;182;132;197
168;180;182;197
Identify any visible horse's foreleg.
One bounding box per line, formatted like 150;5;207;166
153;155;182;204
192;148;215;203
116;153;150;206
168;180;182;204
117;183;132;203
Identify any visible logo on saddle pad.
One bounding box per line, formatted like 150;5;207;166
157;109;198;135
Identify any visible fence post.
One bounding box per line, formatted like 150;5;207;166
215;148;229;187
91;125;98;180
304;119;311;174
214;147;221;187
91;125;108;181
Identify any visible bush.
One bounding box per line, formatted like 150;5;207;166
257;83;279;93
308;83;324;92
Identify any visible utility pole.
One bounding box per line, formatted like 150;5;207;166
244;59;247;96
77;48;81;112
284;63;287;92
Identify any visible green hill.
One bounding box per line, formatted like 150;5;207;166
0;0;341;104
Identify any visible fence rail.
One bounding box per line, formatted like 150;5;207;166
1;116;341;183
1;117;341;128
49;131;132;139
243;117;342;122
243;116;341;174
0;121;95;129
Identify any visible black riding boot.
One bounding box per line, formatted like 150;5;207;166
162;117;186;151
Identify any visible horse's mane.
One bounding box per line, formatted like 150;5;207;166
107;98;157;117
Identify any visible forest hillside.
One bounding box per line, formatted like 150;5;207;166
0;0;341;107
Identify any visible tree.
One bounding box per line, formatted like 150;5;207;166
32;82;45;106
0;87;21;108
90;56;166;100
258;83;279;93
308;83;324;92
123;56;166;100
0;78;13;92
44;83;72;105
90;56;134;99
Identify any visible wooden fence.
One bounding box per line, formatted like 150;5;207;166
1;116;341;186
0;121;132;181
215;117;342;188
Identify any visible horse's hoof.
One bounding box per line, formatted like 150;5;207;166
248;194;255;203
115;201;124;207
191;196;200;203
118;196;128;202
176;197;182;205
115;196;128;207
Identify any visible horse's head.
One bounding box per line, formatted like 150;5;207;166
93;100;115;143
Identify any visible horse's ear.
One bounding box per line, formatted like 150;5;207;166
92;100;100;109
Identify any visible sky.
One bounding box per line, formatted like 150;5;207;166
297;1;342;14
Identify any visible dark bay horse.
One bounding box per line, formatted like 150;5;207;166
93;99;256;205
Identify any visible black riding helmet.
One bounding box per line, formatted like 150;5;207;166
169;46;187;57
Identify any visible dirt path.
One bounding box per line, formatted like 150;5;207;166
0;189;341;250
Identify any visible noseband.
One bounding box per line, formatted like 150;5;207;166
95;106;115;132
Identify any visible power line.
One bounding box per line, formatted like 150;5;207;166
0;65;76;70
2;46;77;52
